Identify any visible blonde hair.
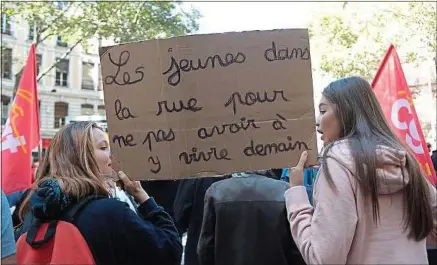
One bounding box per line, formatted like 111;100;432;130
19;121;111;220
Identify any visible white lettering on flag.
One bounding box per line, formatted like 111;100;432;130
1;122;27;153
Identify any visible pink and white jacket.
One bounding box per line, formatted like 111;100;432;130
285;140;437;264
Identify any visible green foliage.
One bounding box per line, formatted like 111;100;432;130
309;2;436;80
405;2;436;53
8;1;199;45
4;1;200;89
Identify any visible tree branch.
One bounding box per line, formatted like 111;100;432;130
38;2;75;34
37;37;84;82
133;1;147;24
342;2;348;9
13;3;78;89
36;33;54;46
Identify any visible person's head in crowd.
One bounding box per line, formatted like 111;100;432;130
234;169;278;179
19;121;112;219
427;142;432;153
316;76;433;241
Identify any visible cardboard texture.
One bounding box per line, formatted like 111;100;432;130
99;29;318;180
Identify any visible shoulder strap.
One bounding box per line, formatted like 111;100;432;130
63;195;105;223
26;219;57;248
24;195;104;248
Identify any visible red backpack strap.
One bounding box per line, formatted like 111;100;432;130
26;219;57;248
24;195;104;249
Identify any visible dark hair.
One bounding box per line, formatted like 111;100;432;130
321;76;433;241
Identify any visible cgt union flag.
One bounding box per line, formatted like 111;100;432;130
1;44;40;194
372;44;436;185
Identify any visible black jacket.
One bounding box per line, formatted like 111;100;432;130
18;179;182;265
197;174;305;265
173;176;229;265
141;180;181;220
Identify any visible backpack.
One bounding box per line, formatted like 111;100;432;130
16;196;102;265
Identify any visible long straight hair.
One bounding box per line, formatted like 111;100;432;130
19;121;111;220
321;76;433;241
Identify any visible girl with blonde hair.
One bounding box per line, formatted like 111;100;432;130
17;121;182;265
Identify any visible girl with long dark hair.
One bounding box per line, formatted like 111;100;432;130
286;76;436;264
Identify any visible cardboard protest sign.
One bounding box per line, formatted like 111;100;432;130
99;29;318;180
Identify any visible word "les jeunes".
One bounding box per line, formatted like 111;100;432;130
105;51;145;86
162;48;246;87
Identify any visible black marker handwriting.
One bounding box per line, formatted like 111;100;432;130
179;147;231;165
112;134;137;148
142;129;175;152
105;51;145;86
243;136;310;157
115;99;137;120
264;41;310;62
162;48;246;86
272;113;287;130
148;156;161;174
197;117;259;140
156;98;202;116
224;90;290;115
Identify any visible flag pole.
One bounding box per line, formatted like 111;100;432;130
37;138;42;164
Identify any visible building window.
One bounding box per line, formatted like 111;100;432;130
55;59;69;87
1;48;12;79
81;104;94;115
97;105;105;116
56;36;67;47
82;62;95;90
1;14;11;35
54;102;68;128
28;23;37;41
36;54;42;77
1;96;11;125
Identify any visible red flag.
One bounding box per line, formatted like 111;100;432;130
1;44;40;194
372;44;436;185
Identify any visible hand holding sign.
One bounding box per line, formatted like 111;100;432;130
289;151;308;187
117;171;150;204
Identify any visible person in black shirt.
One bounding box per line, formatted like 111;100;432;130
173;176;229;265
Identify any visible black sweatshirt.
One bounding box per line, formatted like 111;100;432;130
74;197;182;265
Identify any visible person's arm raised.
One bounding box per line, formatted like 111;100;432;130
286;153;358;264
115;171;182;265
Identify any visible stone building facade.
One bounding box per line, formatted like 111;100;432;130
1;12;105;148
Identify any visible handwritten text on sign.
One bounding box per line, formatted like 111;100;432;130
100;29;318;180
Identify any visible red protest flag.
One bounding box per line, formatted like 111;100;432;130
1;44;40;194
372;44;436;185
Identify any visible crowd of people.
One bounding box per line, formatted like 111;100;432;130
2;76;436;265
